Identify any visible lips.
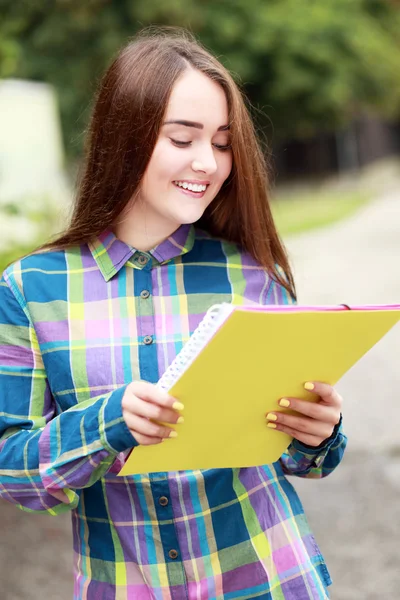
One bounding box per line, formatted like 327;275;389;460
173;181;208;198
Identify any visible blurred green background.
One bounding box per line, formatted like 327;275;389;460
1;0;400;271
1;4;400;600
2;0;400;158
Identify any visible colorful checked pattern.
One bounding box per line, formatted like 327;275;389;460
0;224;346;599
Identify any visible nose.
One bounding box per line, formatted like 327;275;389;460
191;145;218;175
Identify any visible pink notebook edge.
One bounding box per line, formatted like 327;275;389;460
233;303;400;313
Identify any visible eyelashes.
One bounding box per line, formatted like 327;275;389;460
213;144;232;152
170;138;231;152
170;139;191;148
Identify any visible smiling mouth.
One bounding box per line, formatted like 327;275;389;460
173;181;210;194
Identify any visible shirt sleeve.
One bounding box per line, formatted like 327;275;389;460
279;417;348;478
0;272;137;515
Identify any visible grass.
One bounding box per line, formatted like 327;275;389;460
0;192;370;274
271;191;370;237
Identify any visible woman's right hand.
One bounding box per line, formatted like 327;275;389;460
121;381;184;445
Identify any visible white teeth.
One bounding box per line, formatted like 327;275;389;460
175;181;207;192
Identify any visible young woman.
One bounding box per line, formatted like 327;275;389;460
0;29;346;600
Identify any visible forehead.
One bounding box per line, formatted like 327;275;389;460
165;69;229;126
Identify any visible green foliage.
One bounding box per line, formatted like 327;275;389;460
1;0;400;157
0;193;63;275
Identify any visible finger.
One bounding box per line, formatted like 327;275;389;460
124;413;178;440
266;412;334;439
131;432;164;446
266;421;327;447
132;397;184;425
274;397;340;425
303;381;343;408
126;381;184;410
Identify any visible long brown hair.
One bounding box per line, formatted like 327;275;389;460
40;27;296;299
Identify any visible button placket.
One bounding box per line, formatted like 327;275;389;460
150;480;183;573
136;257;155;351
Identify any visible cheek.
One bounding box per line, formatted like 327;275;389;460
217;152;233;183
149;140;188;183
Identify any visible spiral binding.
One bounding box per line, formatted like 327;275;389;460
157;303;234;392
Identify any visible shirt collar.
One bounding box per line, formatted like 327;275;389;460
89;224;195;282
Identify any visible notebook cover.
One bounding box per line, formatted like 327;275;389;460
119;304;400;475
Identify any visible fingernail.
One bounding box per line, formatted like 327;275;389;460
266;412;277;421
267;422;277;429
168;430;178;438
177;416;184;424
172;401;185;411
304;382;314;391
279;398;290;408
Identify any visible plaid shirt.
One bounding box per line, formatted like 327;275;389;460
0;225;346;600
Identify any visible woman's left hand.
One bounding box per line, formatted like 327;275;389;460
265;381;342;447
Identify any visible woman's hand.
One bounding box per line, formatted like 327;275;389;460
265;381;342;447
122;381;184;445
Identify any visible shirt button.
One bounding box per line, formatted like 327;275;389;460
159;496;169;507
140;290;150;299
169;549;179;560
138;254;148;265
143;335;153;345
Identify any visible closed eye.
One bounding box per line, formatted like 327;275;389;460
170;139;191;148
213;143;232;152
170;138;231;151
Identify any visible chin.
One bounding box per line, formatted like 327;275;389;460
174;209;206;225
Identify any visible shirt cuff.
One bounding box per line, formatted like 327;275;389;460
100;385;139;454
291;414;343;455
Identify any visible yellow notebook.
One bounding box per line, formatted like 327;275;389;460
119;303;400;476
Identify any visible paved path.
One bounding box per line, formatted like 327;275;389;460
286;188;400;599
1;189;399;599
286;188;400;453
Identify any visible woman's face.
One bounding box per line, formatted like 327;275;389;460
138;68;233;232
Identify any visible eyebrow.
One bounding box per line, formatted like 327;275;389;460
163;119;230;131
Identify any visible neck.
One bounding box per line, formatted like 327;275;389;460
113;201;179;252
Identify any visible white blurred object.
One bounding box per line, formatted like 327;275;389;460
0;78;70;205
0;79;71;251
